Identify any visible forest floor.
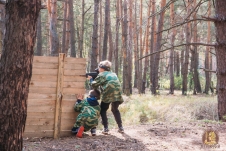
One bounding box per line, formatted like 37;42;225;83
23;121;226;151
23;90;226;151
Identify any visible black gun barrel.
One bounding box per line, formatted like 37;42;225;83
86;72;99;80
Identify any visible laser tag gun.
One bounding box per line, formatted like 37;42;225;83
86;68;99;80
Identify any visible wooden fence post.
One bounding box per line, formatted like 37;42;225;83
54;53;65;139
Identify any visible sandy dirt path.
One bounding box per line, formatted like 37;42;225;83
23;121;226;151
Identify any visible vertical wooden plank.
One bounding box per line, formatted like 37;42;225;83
54;53;65;139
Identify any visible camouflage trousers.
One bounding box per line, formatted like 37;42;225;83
74;113;99;131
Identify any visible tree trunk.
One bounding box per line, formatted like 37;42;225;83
120;0;125;90
182;0;191;95
91;0;99;71
0;4;5;54
127;0;133;94
142;0;151;94
0;1;41;150
215;0;226;121
62;0;68;54
122;0;129;95
180;28;185;77
180;27;185;77
68;0;76;57
102;0;110;60
114;0;120;75
36;12;42;56
150;0;156;92
138;0;143;93
65;2;70;55
204;0;211;94
193;49;202;92
151;0;166;94
99;1;103;62
133;1;138;88
108;11;114;62
191;0;202;93
48;0;59;56
181;50;184;77
169;2;176;94
176;52;180;77
80;0;85;58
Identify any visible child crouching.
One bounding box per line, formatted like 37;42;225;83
71;89;101;138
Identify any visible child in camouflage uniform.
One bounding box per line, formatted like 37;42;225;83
87;60;124;134
71;89;101;138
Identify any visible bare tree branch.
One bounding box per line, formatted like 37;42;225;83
157;18;210;34
148;0;178;19
84;6;92;15
138;42;216;60
199;67;216;73
201;15;219;21
210;51;216;56
157;0;210;34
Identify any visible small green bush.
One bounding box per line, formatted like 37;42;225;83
174;76;182;90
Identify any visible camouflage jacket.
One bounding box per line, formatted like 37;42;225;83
91;71;124;103
74;98;101;131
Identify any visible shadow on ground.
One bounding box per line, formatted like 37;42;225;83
23;131;148;151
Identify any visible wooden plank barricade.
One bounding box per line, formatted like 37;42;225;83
24;53;86;138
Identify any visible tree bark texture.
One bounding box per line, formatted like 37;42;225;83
102;0;110;60
68;0;76;57
151;0;166;94
133;1;138;88
91;0;99;71
142;0;151;94
65;2;70;55
175;52;180;77
108;11;114;62
61;0;68;54
79;0;85;58
180;33;185;78
138;0;143;93
48;0;59;56
215;0;226;121
150;0;156;92
204;1;211;94
169;2;176;94
122;0;129;96
0;1;41;151
0;4;5;54
182;0;191;95
98;0;102;62
36;12;42;56
114;0;120;75
191;0;202;94
127;0;133;94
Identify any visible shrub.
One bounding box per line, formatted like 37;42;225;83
174;76;182;90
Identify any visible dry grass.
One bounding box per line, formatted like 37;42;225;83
117;90;219;127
